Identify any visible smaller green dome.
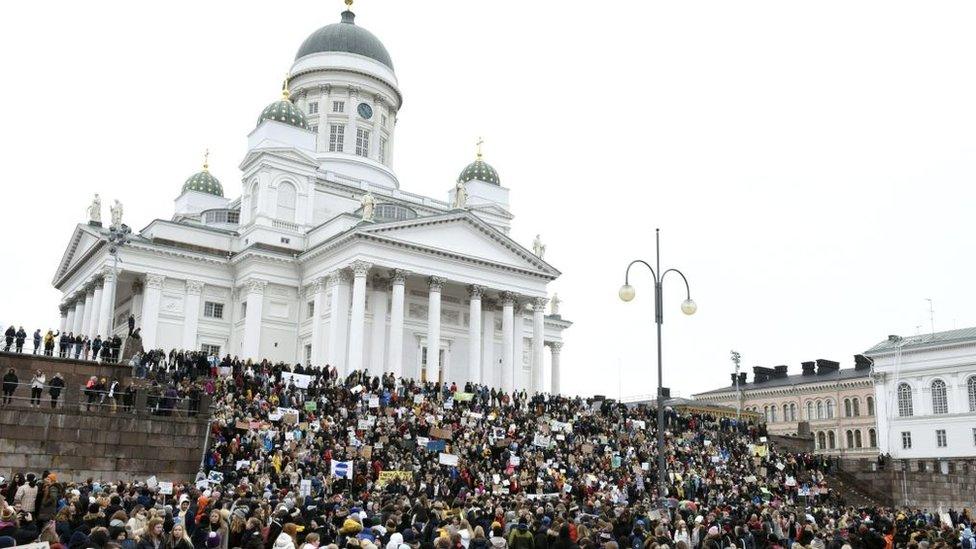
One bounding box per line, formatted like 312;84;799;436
183;169;223;197
458;158;500;186
257;99;310;130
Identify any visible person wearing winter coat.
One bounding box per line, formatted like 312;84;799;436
43;330;58;356
48;373;65;409
136;518;166;549
14;328;26;353
273;524;300;549
1;369;16;406
29;370;46;408
36;474;62;522
3;326;14;352
13;474;39;515
32;330;41;355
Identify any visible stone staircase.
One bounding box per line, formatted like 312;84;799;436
824;469;890;508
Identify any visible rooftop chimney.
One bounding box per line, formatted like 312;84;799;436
854;354;872;370
753;366;773;384
888;334;901;343
730;373;738;386
738;372;747;385
772;365;789;379
816;359;840;375
801;361;816;376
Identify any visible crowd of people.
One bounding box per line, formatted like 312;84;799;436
0;351;974;549
3;324;124;362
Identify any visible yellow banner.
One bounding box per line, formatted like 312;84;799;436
454;392;475;402
376;470;414;487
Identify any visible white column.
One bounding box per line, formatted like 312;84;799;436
550;342;563;395
241;279;266;360
327;270;351;374
58;305;68;333
141;273;165;349
88;279;104;338
368;277;388;372
388;270;407;377
501;292;515;394
347;260;371;373
468;285;484;386
481;302;495;386
369;95;382;159
80;288;94;339
426;276;445;383
346;87;358;155
182;280;204;350
309;277;327;366
130;280;144;326
64;302;76;335
317;85;330;153
513;303;525;392
72;297;86;335
97;269;118;338
532;297;548;394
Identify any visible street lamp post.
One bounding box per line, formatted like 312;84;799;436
730;350;742;422
104;223;131;338
618;228;696;509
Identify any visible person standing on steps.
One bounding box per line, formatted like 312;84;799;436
29;369;46;408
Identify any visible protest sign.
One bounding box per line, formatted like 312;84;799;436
218;366;231;377
304;401;317;412
300;479;312;497
158;481;173;495
430;427;453;440
533;434;551;448
282;372;313;389
427;439;447;452
510;456;521;466
376;470;413;487
360;446;373;459
417;436;430;448
235;421;250;430
207;471;224;484
438;453;459;466
454;392;474;401
495;438;512;448
369;396;380;408
236;460;250;471
444;398;454;409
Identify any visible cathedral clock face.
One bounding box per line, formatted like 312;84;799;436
357;102;373;120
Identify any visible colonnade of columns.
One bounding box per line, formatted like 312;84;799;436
305;261;564;394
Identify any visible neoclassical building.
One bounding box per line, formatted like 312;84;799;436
693;359;878;456
865;329;976;459
51;4;571;392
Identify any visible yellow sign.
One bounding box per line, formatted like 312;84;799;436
376;470;414;487
454;392;475;402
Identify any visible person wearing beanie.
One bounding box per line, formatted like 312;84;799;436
274;523;300;549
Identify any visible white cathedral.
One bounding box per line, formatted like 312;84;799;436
51;3;570;394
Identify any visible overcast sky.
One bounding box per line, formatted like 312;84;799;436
2;1;975;399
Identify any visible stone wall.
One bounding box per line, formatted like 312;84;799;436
839;458;976;510
0;352;209;483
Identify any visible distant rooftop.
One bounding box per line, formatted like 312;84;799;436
864;326;976;355
694;357;871;397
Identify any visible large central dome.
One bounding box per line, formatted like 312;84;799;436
295;10;393;70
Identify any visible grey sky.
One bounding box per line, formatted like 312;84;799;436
1;1;974;399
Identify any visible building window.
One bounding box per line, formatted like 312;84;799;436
304;344;312;365
846;430;854;448
807;401;814;421
309;124;318;134
968;376;976;412
972;427;976;447
763;405;769;422
817;432;826;450
379;136;387;163
828;431;836;449
931;379;948;415
307;301;315;319
852;397;860;417
898;383;913;417
329;124;344;152
241;302;247;319
203;301;224;319
869;428;877;448
936;429;947;448
855;429;862;448
844;398;852;417
201;343;221;356
333;100;344;113
356;128;370;157
771;405;778;423
826;399;835;419
308;101;319;114
816;401;824;420
901;431;912;449
867;395;875;416
788;403;796;422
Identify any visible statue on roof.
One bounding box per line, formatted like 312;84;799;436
453;181;468;209
532;234;546;259
110;199;124;229
550;293;561;316
360;191;376;222
87;194;102;225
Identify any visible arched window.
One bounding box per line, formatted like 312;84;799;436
276;182;297;222
854;430;862;448
828;431;836;449
807;401;814;421
846;430;854;448
844;398;852;417
931;379;948;415
817;432;826;450
763;405;769;422
816;401;824;420
249;182;259;221
826;399;835;419
867;395;875;416
869;428;877;448
852;397;860;417
969;376;976;412
789;403;796;421
770;405;778;423
897;383;913;417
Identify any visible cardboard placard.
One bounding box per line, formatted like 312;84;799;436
430;427;453;440
438;453;459;466
376;470;413;487
369;396;380;408
158;481;173;495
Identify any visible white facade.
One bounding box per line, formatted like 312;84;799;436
51;7;571;393
865;329;976;459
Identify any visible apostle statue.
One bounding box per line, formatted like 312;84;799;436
532;234;546;259
87;194;102;224
453;181;468;209
360;191;376;222
550;293;561;316
110;199;124;228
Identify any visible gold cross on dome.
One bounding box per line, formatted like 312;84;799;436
203;148;210;171
345;0;353;8
476;137;484;159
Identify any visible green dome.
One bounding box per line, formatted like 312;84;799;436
183;169;223;197
257;98;310;130
458;158;500;186
296;11;393;70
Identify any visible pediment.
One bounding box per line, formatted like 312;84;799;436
53;224;104;286
239;147;319;172
359;212;559;277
